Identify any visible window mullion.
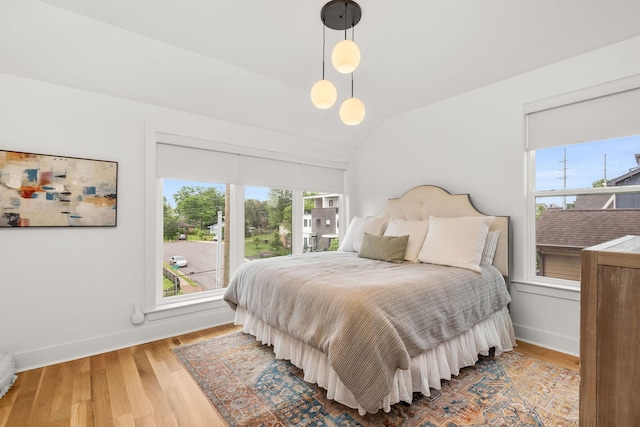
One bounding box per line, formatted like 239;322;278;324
229;184;245;279
291;190;303;255
535;185;640;198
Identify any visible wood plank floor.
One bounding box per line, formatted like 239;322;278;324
0;324;579;427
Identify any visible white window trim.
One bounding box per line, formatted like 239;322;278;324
521;150;582;294
524;142;640;296
144;122;350;318
522;75;640;296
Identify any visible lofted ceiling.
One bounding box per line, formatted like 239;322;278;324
4;0;640;148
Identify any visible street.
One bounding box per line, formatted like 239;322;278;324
164;240;224;290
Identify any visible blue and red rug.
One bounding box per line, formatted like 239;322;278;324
173;332;579;426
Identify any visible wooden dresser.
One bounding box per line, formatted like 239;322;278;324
580;235;640;426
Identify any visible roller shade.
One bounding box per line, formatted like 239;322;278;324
157;143;346;193
526;76;640;150
157;143;239;183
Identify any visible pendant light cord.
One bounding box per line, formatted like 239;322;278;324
322;21;326;79
348;2;355;99
351;14;355;42
351;72;354;97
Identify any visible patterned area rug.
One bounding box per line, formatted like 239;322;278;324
173;332;579;426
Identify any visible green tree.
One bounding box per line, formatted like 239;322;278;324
269;229;286;254
592;178;606;187
245;198;267;229
267;189;292;229
303;191;318;214
163;197;179;239
173;186;225;230
282;205;292;228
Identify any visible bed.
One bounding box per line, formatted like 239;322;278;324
224;185;515;415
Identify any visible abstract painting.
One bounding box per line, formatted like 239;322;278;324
0;150;117;227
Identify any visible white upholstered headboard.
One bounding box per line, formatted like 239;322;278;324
376;185;510;278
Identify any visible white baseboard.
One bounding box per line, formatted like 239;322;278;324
15;303;235;372
513;323;579;357
17;310;579;371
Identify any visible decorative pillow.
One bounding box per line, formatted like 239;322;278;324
358;232;409;264
481;230;501;265
383;218;429;262
338;216;389;252
0;351;16;399
418;215;494;273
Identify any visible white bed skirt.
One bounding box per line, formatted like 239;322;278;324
234;306;516;415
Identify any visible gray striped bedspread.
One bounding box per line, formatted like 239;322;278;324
224;251;511;413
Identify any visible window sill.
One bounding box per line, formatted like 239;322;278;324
513;279;580;302
145;294;229;321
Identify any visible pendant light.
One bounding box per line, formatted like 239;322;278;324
312;0;365;125
339;72;365;125
310;18;337;109
332;39;360;74
330;1;361;74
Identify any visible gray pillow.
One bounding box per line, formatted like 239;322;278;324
0;351;16;399
358;232;409;264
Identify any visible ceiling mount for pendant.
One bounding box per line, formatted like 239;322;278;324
320;0;361;31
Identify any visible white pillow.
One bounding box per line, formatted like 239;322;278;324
418;216;494;273
338;216;364;252
339;216;389;252
481;230;500;265
383;218;429;262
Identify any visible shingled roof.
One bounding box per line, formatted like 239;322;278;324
574;194;614;210
536;209;640;248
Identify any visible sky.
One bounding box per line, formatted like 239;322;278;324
163;179;270;207
536;134;640;191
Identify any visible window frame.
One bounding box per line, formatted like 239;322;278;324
526;149;640;290
144;123;350;317
524;75;640;292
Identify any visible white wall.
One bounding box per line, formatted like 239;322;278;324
0;73;354;370
355;36;640;356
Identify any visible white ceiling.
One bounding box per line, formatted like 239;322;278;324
6;0;640;148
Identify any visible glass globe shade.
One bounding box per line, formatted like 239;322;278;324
331;39;361;74
339;97;365;125
310;79;338;109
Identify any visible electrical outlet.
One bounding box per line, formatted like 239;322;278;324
131;301;145;325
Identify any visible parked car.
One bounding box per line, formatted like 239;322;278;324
178;233;187;240
169;255;188;267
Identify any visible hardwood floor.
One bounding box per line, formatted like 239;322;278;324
0;324;241;427
0;325;579;427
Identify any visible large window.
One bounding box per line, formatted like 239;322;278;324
161;182;302;299
161;180;227;297
526;77;640;287
532;136;640;283
147;132;348;310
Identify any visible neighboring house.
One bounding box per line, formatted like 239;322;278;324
207;221;224;238
176;221;196;234
606;154;640;208
573;194;614;210
536;209;640;280
303;194;340;252
537;154;640;280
